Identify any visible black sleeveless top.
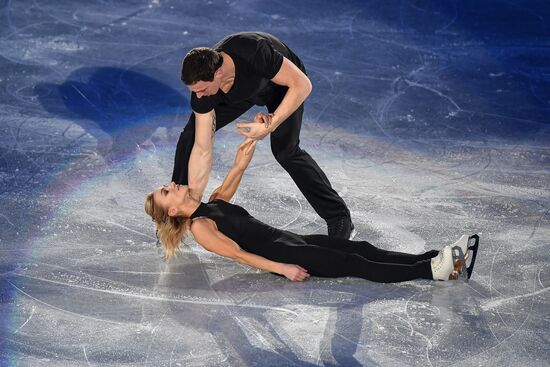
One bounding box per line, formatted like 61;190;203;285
190;199;307;258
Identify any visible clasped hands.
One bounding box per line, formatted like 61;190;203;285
236;112;274;141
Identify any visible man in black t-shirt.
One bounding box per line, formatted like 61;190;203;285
172;32;354;239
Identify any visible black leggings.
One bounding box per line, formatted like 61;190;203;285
264;234;437;283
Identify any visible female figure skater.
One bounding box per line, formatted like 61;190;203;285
145;138;478;283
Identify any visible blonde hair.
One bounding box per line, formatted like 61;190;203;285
144;192;191;259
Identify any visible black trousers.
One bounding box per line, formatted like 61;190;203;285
265;233;436;283
172;89;350;220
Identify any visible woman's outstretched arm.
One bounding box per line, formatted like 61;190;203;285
191;218;309;281
208;137;257;203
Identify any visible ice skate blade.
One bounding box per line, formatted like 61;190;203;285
349;227;357;240
466;234;480;279
451;234;480;282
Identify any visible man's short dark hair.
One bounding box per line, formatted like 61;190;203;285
181;47;224;85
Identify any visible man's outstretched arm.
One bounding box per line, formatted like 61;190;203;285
187;109;216;199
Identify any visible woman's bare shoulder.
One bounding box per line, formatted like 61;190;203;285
190;217;217;232
190;217;219;246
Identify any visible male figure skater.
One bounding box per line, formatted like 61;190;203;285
172;32;354;238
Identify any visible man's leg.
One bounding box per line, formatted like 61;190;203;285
171;114;195;184
268;103;352;236
171;100;254;184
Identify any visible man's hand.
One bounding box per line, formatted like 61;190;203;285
236;112;273;141
234;138;257;170
253;111;273;127
280;264;310;282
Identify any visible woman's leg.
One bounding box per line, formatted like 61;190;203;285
302;234;438;265
267;241;432;283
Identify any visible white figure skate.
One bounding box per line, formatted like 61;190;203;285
431;234;480;281
450;234;480;282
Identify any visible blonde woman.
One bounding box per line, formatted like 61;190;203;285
145;138;478;282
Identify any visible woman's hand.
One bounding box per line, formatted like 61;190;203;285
236;112;273;141
234;138;257;170
280;264;310;282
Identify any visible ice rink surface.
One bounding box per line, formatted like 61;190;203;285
1;0;549;366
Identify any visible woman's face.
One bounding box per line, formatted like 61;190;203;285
153;182;189;216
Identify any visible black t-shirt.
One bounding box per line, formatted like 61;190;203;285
191;32;305;114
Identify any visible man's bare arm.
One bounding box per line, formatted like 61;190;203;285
236;58;312;140
268;57;312;130
187;110;216;199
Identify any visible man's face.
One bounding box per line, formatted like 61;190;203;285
188;74;222;98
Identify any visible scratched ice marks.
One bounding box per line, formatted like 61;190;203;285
1;1;549;366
